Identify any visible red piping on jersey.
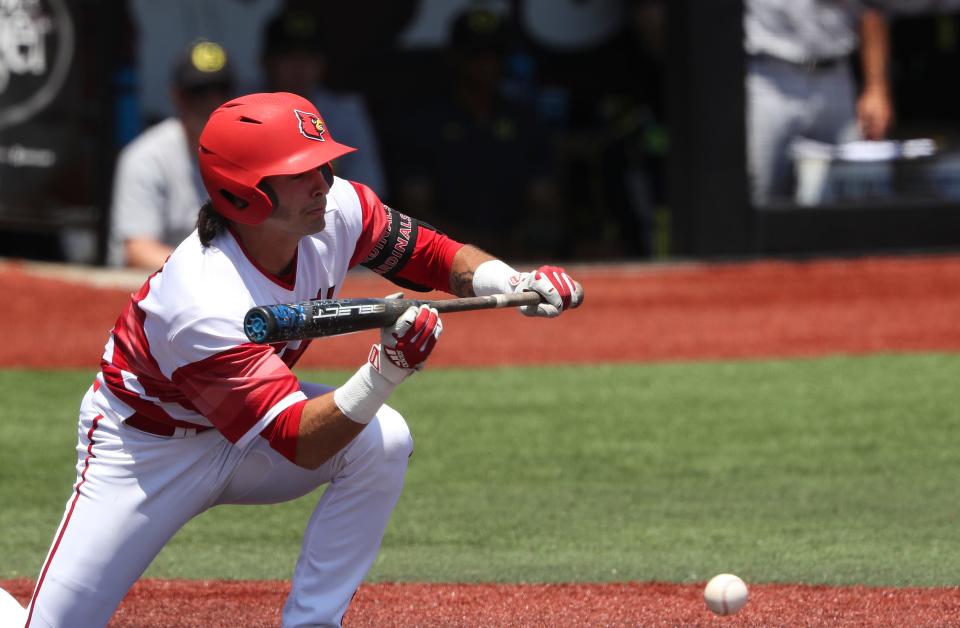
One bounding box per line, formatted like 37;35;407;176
26;414;103;627
226;225;298;290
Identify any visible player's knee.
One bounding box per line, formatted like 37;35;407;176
340;404;413;493
345;406;412;493
374;405;414;464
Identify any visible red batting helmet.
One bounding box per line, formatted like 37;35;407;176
198;92;356;224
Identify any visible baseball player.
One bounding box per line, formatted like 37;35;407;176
745;0;894;205
21;92;581;627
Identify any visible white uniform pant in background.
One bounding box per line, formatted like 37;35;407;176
746;56;861;205
25;383;413;628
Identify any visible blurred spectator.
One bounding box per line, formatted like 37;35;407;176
261;7;388;194
745;0;895;205
108;40;235;268
546;0;666;258
591;0;666;258
387;6;563;261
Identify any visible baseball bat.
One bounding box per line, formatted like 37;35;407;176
244;290;559;344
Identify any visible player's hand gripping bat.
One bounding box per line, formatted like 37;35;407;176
243;283;584;344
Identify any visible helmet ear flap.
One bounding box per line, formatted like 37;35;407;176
207;180;273;224
218;188;250;210
199;148;273;224
257;181;278;210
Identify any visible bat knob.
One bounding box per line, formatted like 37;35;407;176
244;308;275;343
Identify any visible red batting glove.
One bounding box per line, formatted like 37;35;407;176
514;265;583;318
369;305;443;384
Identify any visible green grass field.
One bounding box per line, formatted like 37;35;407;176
2;354;959;586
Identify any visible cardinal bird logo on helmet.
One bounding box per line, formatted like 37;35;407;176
294;109;326;142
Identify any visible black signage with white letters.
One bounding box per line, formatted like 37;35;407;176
0;0;116;262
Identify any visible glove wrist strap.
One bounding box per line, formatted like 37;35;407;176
472;259;521;296
333;361;397;424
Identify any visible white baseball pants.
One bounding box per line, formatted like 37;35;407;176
25;382;413;628
746;55;862;205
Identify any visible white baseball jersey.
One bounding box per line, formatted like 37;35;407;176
99;175;385;448
744;0;865;63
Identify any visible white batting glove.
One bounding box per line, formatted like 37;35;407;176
369;305;443;384
471;260;584;318
334;304;442;424
512;265;583;318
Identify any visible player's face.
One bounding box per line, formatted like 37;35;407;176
261;164;333;236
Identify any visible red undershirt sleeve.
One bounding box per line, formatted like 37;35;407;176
259;397;308;463
394;227;463;291
348;181;464;293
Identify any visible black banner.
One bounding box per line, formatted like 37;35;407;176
0;0;115;262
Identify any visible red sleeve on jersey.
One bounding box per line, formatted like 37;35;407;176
260;398;307;463
171;343;303;444
349;182;389;268
393;227;464;292
348;181;464;292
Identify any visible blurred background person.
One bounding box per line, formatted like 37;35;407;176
385;6;564;261
260;6;388;194
108;39;235;269
531;0;667;259
745;0;895;206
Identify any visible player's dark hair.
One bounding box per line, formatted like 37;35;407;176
197;200;228;247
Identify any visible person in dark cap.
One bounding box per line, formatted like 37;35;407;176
450;4;511;53
108;39;236;269
261;7;387;194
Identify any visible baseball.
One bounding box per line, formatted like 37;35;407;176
704;573;749;616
